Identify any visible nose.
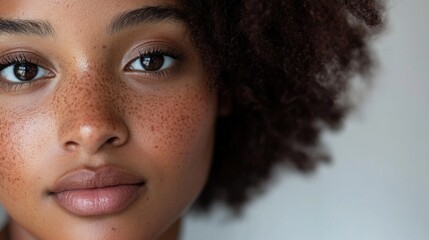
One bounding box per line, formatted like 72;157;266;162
56;78;129;155
62;116;129;154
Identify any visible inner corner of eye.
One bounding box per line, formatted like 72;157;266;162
127;58;141;70
122;57;136;68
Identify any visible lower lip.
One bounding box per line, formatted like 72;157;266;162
52;184;144;216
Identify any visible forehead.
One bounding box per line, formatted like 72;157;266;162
0;0;184;49
0;0;180;23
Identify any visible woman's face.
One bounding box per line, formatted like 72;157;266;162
0;0;216;239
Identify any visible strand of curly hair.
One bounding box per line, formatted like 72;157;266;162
181;0;384;212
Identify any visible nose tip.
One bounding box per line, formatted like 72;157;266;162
63;122;128;153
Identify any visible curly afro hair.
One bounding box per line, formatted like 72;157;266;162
181;0;384;211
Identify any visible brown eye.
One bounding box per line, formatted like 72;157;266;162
0;61;49;83
14;63;38;81
127;54;175;72
141;54;164;71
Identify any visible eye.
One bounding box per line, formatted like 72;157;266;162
0;62;50;83
127;54;175;72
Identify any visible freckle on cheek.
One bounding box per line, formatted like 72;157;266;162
0;114;26;200
138;86;209;159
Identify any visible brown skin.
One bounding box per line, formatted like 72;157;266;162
0;0;217;239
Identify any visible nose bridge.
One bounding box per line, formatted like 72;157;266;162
56;68;128;154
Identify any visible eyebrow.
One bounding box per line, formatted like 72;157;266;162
0;5;185;37
0;19;54;36
109;5;186;34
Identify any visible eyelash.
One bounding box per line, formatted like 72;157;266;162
0;53;45;92
0;47;184;93
126;46;183;79
139;47;181;59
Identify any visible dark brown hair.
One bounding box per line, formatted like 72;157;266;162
182;0;384;211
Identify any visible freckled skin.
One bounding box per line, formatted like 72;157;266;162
0;0;217;240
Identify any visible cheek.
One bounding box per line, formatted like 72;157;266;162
0;108;32;202
0;102;51;207
129;84;216;203
150;90;212;157
0;116;19;196
131;84;216;163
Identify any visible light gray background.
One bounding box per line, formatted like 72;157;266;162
183;0;429;240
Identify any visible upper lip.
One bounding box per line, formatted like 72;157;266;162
49;166;145;194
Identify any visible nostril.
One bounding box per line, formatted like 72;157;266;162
60;119;129;153
65;141;78;151
106;136;120;145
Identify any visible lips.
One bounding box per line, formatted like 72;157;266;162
49;167;146;216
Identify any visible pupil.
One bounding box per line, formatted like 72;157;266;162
14;63;38;81
141;55;164;71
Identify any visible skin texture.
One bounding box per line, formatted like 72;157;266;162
0;0;217;239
